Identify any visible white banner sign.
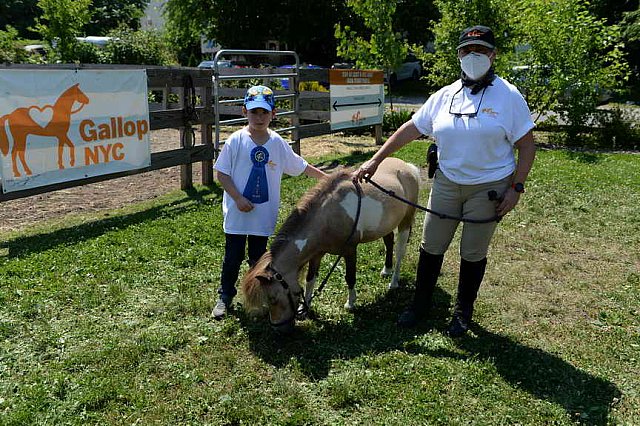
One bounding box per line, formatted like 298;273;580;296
330;69;384;131
0;69;151;193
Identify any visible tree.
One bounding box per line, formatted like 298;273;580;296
425;0;513;88
87;0;150;35
104;27;176;65
0;26;32;63
164;0;356;66
588;0;639;25
0;0;39;39
34;0;93;63
509;0;629;141
620;5;640;100
426;0;630;142
393;0;439;45
334;0;407;73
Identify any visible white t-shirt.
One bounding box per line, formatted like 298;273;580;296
214;128;308;236
412;76;534;185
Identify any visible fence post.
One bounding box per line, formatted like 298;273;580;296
375;124;383;145
201;80;214;186
180;81;194;191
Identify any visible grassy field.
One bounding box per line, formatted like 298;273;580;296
0;141;638;425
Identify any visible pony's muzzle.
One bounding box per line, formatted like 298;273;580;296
271;318;295;334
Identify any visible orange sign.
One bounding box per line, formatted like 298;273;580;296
330;69;384;85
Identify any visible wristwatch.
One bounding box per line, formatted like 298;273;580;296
512;182;525;193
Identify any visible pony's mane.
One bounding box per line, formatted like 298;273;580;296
240;251;273;313
271;169;351;256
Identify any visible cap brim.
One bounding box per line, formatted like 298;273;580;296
244;101;273;111
457;40;495;50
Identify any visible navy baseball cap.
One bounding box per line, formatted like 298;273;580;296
244;85;275;111
457;25;496;50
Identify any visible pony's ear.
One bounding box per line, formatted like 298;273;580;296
256;270;274;285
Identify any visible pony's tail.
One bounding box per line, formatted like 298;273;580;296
0;116;9;156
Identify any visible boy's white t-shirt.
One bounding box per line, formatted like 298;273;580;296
214;128;308;236
412;76;534;185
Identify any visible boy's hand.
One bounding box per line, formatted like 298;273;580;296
234;196;254;212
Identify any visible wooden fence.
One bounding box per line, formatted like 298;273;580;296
0;64;381;203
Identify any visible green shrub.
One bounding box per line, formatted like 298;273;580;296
72;41;105;64
591;107;640;150
0;26;30;63
383;108;413;133
547;106;640;151
103;27;176;65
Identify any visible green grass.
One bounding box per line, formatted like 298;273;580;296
0;143;638;425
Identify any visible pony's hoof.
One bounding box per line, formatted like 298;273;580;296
380;267;393;277
387;281;399;290
344;302;355;311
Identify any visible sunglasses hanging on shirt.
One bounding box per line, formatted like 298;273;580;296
448;85;487;118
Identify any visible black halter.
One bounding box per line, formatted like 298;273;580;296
266;264;303;329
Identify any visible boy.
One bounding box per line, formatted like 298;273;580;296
212;85;326;319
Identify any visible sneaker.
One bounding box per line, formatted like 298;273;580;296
446;314;469;337
211;299;228;320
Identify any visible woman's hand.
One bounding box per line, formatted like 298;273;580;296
352;158;381;183
496;188;520;216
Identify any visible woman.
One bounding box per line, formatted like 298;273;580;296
354;25;536;337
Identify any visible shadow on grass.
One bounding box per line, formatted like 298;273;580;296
241;285;452;377
242;285;619;425
419;327;621;426
1;185;222;258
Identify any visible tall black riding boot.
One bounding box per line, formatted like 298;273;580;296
447;257;487;337
397;249;445;327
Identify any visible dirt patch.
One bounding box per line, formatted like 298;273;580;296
0;129;379;234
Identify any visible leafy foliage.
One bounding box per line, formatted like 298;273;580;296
103;27;176;65
510;0;629;142
423;0;513;88
0;26;32;63
0;0;40;39
424;0;631;145
163;0;353;66
33;0;92;63
382;108;414;133
88;0;149;35
335;0;407;72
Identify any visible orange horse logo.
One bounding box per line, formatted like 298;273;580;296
0;83;90;177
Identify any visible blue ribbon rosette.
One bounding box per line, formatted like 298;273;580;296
242;145;269;204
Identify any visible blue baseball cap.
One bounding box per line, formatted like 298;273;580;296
244;85;275;111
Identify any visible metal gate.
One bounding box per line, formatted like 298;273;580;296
210;49;300;153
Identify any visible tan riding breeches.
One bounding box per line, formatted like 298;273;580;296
421;170;511;262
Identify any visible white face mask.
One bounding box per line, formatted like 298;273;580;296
460;52;492;80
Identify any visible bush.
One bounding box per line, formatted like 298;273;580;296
103;27;176;65
72;41;105;64
590;107;640;150
545;106;640;151
383;108;413;133
0;26;30;63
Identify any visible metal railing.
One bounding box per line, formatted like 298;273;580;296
211;49;300;153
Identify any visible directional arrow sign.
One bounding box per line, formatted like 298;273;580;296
332;98;382;110
329;69;384;131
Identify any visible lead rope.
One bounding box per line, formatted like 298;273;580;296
183;74;199;143
365;176;503;224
